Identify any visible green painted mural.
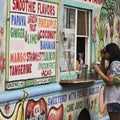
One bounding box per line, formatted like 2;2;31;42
93;0;120;62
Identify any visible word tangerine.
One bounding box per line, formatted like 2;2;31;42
10;64;32;76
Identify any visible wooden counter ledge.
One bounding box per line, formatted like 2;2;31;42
59;79;95;83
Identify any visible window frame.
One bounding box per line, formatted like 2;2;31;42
59;3;93;81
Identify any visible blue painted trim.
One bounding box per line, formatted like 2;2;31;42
0;83;62;104
0;80;104;104
24;83;63;98
62;0;93;10
0;90;24;104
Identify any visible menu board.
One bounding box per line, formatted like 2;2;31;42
6;0;57;89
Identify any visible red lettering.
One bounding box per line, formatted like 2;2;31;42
40;30;56;39
41;69;52;77
97;0;102;4
10;64;32;76
12;0;19;10
29;24;37;31
27;52;44;62
28;15;37;23
37;2;55;16
92;0;102;4
12;0;36;13
83;0;102;4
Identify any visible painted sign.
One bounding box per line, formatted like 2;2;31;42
0;84;107;120
6;0;57;89
24;85;105;120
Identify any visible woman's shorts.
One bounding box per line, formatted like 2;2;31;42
107;103;120;112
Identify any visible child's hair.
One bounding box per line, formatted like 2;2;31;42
106;43;120;64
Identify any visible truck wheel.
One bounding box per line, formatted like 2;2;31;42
78;108;90;120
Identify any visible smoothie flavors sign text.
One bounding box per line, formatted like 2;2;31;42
9;0;57;81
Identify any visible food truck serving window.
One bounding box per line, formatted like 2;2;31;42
60;6;91;80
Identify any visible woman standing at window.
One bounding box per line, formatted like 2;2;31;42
93;43;120;120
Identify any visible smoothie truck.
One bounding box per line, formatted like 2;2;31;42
0;0;120;120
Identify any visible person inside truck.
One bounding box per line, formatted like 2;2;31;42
93;43;120;120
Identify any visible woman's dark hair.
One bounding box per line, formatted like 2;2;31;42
106;43;120;64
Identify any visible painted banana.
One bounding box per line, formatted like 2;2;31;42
0;91;28;120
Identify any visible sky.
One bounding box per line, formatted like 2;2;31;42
0;0;5;26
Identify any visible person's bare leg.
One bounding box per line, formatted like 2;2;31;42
108;112;120;120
